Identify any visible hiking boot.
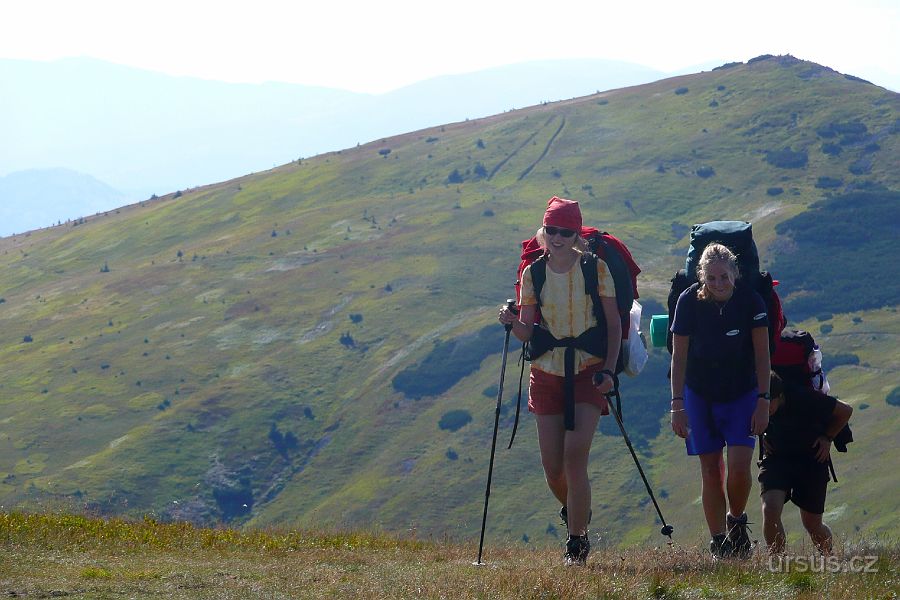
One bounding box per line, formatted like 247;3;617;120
727;513;754;559
564;534;591;566
709;533;733;559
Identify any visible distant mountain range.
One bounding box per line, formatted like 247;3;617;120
1;57;685;235
0;169;127;235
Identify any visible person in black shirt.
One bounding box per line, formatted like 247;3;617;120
759;371;853;554
670;243;771;559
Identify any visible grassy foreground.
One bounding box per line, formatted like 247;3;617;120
0;512;896;599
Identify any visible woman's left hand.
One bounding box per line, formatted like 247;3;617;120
812;436;832;463
750;399;770;436
593;371;614;395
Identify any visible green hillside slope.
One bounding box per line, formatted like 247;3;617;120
0;55;897;548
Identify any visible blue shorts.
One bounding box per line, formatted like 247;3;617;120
684;385;757;455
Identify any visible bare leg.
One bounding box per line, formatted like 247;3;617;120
800;509;833;555
536;413;567;506
725;445;754;517
761;490;787;553
698;451;727;535
562;403;603;535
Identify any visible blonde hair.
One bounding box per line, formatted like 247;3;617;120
696;243;739;301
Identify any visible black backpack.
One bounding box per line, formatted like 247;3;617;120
666;221;785;355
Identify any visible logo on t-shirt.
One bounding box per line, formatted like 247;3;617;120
726;329;740;336
753;312;767;321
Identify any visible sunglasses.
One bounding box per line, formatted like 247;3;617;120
544;226;576;238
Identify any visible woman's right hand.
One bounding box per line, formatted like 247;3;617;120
498;305;517;327
671;406;689;439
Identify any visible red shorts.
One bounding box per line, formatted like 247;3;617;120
528;363;610;416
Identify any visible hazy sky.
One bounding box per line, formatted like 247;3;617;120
4;0;899;93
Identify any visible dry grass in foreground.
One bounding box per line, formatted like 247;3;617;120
0;512;897;599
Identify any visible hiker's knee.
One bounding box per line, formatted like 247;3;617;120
542;463;566;487
800;510;825;533
699;455;724;484
762;498;784;521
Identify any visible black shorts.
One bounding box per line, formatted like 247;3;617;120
758;456;829;515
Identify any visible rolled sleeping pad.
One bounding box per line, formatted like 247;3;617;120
650;314;669;348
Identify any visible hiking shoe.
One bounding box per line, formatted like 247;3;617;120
709;533;733;559
564;534;591;566
727;513;754;559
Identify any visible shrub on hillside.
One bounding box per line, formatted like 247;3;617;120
821;143;842;156
765;147;808;169
819;324;834;334
213;481;253;522
447;169;464;184
748;54;775;64
708;100;719;108
378;148;391;157
886;387;900;407
446;448;459;460
770;191;900;320
598;351;669;447
815;176;843;189
473;163;488;179
696;166;715;178
824;353;860;370
438;410;472;432
674;87;689;95
392;325;506;399
849;158;872;175
766;187;784;196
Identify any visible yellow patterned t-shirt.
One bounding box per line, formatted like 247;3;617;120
519;252;617;376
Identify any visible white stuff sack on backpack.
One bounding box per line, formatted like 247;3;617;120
623;300;649;376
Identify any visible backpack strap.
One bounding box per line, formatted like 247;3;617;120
507;344;527;449
530;256;547;310
580;253;605;324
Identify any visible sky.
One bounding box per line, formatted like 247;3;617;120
3;0;899;93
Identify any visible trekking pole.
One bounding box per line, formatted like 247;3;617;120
474;299;516;566
595;371;675;542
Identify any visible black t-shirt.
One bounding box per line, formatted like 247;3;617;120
671;282;768;400
764;384;837;458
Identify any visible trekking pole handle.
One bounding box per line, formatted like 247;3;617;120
503;299;517;332
592;369;619;393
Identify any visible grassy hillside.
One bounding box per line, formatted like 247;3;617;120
0;55;897;549
1;512;897;599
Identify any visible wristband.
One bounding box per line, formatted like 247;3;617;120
671;396;684;402
669;408;685;413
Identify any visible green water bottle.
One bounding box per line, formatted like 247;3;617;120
650;314;669;348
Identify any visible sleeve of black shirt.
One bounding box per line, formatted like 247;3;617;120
671;288;695;336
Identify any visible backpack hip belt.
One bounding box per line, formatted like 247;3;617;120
528;326;605;431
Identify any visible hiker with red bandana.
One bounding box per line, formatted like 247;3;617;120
498;196;621;565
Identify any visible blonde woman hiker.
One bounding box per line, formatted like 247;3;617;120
498;196;621;565
669;243;771;559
